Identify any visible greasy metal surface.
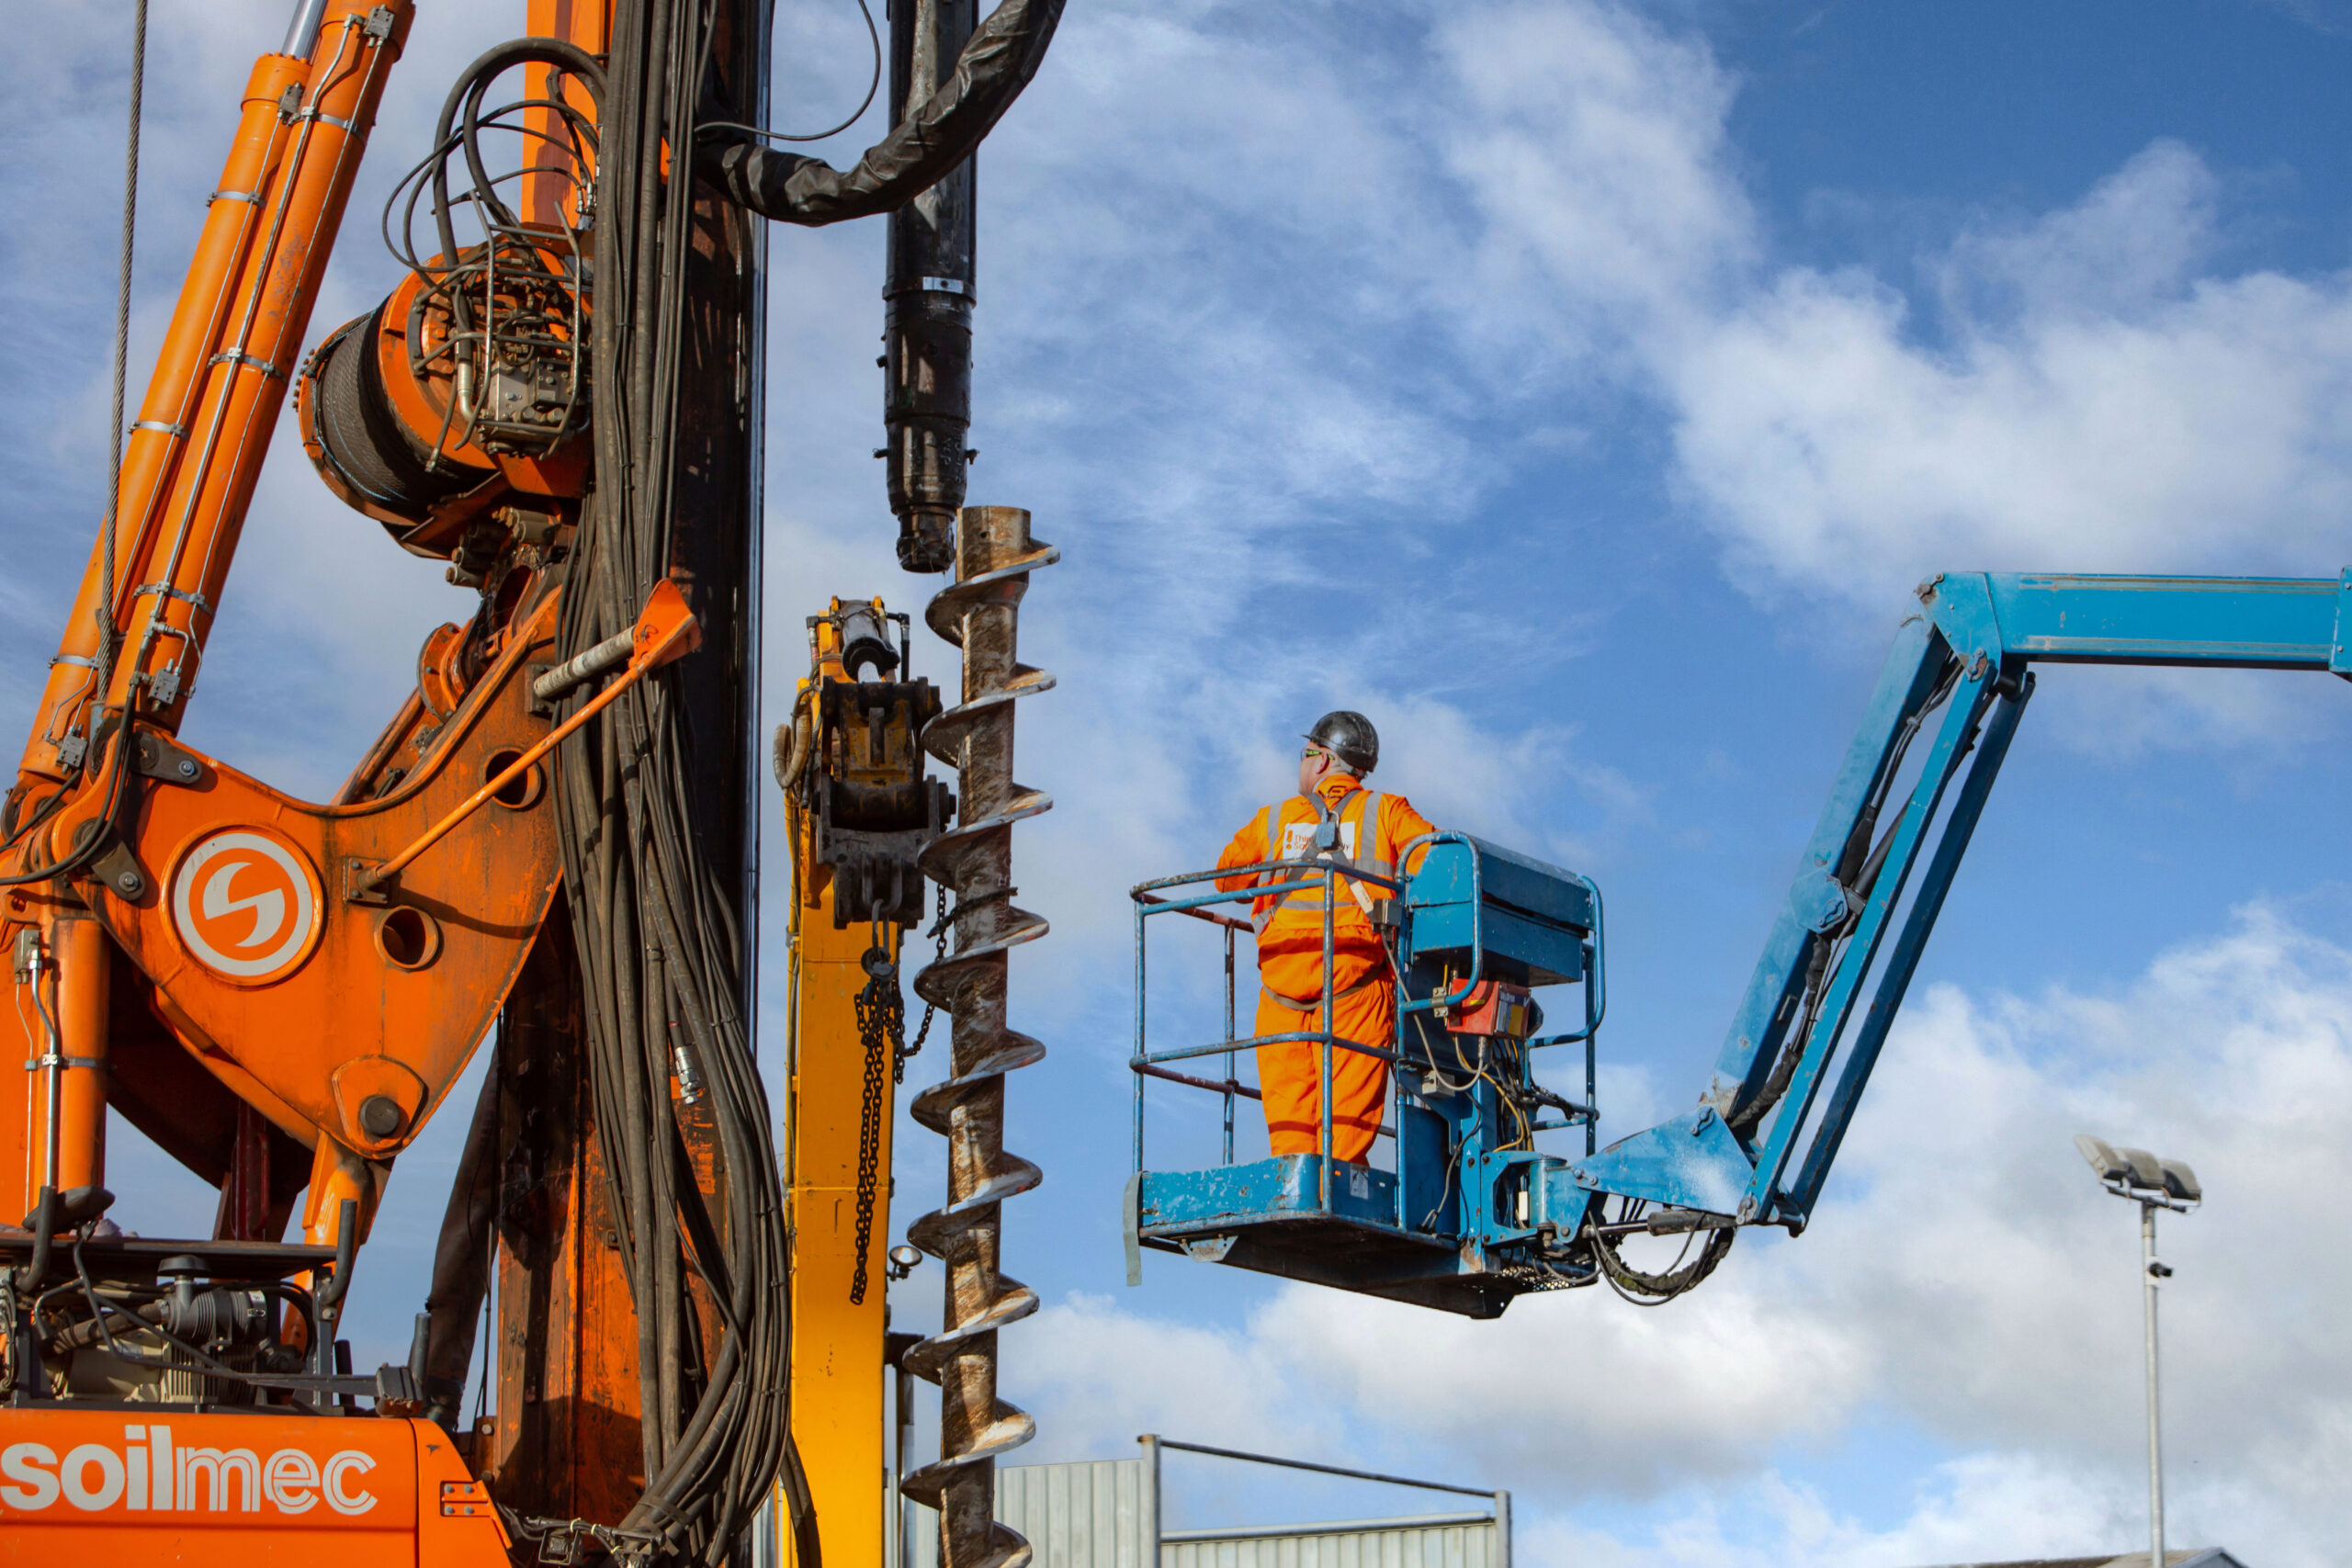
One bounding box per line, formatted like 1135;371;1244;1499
903;507;1057;1568
482;906;646;1526
881;0;977;571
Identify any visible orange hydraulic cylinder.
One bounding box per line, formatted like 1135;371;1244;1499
301;1131;379;1247
17;3;413;787
20;917;111;1205
17;52;304;784
32;917;111;1196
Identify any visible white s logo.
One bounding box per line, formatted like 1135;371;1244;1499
199;859;287;950
169;830;320;984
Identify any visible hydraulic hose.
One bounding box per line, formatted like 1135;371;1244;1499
703;0;1062;226
428;38;606;337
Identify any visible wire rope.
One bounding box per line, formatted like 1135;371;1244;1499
95;0;149;724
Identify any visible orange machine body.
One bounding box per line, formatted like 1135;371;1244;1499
0;2;583;1557
0;0;808;1559
0;1410;508;1564
2;586;562;1227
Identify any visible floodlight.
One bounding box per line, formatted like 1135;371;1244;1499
2158;1159;2200;1204
2074;1134;2128;1182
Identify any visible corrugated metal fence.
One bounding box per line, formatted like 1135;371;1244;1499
1159;1512;1501;1568
902;1456;1505;1568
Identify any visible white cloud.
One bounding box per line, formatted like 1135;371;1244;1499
1523;1453;2137;1568
1436;0;1751;364
1032;902;2352;1566
1421;11;2352;615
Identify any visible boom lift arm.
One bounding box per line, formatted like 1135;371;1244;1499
1130;570;2352;1315
1577;570;2352;1240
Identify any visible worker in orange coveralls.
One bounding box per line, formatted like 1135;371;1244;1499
1216;712;1435;1165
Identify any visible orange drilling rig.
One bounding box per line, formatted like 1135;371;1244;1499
0;1;1060;1564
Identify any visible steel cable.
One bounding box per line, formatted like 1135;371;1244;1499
96;0;149;716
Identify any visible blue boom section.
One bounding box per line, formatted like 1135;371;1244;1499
1129;571;2351;1315
1579;570;2351;1232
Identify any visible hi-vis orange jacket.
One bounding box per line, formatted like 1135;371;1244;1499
1216;775;1436;979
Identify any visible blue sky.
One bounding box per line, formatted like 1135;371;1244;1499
6;3;2352;1564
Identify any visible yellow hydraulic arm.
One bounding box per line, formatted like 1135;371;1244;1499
779;597;951;1566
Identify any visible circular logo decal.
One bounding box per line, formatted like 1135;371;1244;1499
169;829;322;984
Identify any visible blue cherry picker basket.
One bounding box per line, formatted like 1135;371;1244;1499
1125;832;1606;1318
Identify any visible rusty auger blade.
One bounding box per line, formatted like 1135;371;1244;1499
901;506;1057;1568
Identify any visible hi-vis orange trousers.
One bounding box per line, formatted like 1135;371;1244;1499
1254;944;1391;1164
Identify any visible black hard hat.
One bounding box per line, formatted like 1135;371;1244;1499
1304;711;1378;774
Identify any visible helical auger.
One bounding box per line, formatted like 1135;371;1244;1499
901;506;1057;1568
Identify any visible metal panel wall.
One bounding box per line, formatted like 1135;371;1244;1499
1160;1516;1499;1568
909;1460;1153;1568
904;1461;1501;1568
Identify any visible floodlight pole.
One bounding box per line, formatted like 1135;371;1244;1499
2141;1197;2164;1568
2075;1133;2196;1568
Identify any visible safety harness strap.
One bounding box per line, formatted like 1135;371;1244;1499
1260;969;1384;1013
1250;787;1391;933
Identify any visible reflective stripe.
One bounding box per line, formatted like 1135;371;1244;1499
1356;791;1390;874
1253;788;1390;930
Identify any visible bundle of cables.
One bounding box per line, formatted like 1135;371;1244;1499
532;0;1071;1552
543;0;804;1560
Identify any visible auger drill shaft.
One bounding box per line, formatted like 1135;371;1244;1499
904;506;1057;1568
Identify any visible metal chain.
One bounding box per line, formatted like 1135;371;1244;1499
848;931;903;1306
848;881;953;1303
897;881;950;1083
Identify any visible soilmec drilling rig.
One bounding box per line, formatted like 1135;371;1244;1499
0;0;1060;1564
1130;573;2352;1315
